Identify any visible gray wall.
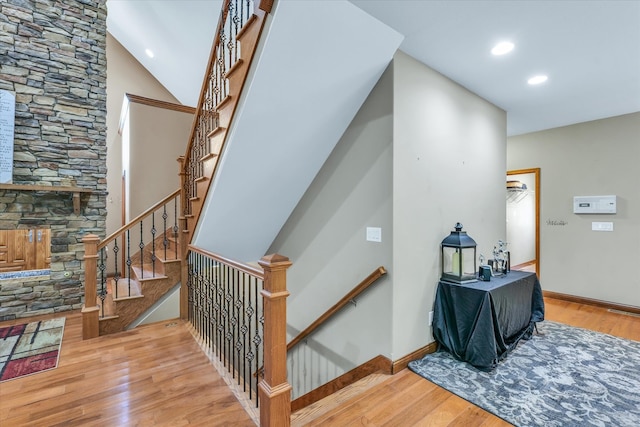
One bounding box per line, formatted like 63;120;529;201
391;51;507;358
105;34;185;235
269;65;394;387
127;102;192;219
270;49;507;382
508;112;640;308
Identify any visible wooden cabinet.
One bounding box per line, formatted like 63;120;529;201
0;229;51;272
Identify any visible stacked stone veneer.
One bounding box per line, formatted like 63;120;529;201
0;0;107;320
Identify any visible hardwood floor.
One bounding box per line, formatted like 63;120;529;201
294;297;640;426
1;298;638;426
0;312;254;426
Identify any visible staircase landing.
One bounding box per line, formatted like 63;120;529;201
0;312;254;426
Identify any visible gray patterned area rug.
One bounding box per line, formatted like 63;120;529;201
408;321;640;427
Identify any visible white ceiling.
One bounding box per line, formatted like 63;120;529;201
107;0;640;136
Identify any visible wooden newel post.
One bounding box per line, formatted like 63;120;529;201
258;253;292;427
81;234;100;340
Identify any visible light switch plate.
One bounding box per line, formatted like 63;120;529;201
592;222;613;232
366;227;382;242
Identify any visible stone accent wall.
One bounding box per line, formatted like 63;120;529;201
0;0;107;320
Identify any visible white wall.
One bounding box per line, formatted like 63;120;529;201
391;51;507;359
508;112;640;308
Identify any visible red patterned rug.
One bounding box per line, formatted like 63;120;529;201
0;317;65;382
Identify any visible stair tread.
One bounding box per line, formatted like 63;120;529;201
291;373;391;426
108;276;142;298
113;294;145;302
132;264;168;281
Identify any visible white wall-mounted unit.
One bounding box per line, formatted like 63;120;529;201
573;195;617;214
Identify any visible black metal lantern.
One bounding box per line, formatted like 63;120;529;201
441;223;477;284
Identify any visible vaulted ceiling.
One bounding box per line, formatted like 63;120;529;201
107;0;640;136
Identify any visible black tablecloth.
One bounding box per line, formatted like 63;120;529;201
433;270;544;370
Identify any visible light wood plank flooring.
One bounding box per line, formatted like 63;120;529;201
294;297;640;426
1;298;638;426
0;312;254;426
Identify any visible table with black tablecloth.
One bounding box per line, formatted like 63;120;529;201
432;270;544;370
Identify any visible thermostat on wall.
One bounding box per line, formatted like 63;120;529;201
573;195;617;214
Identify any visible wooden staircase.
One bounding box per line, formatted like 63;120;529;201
82;189;183;339
82;1;274;340
97;232;182;335
179;1;272;243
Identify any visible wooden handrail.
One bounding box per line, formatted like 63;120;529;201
98;188;180;250
188;244;264;278
287;266;387;351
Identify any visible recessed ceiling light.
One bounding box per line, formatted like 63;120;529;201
491;41;514;56
527;75;548;85
145;49;155;58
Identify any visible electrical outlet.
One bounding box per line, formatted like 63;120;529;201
428;311;434;326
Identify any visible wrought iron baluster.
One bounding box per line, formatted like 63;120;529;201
215;259;221;360
199;253;204;335
227;0;235;68
224;263;232;370
151;212;157;277
254;275;263;407
207;256;213;347
202;253;207;337
219;261;225;363
138;221;145;281
98;247;106;318
184;248;267;409
126;229;132;297
200;253;205;341
162;204;168;261
245;0;252;23
192;253;197;334
173;196;179;256
113;237;120;297
209;258;215;348
195;252;201;336
192;253;196;324
234;269;242;383
246;274;255;400
187;253;193;322
241;271;248;391
230;267;237;379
